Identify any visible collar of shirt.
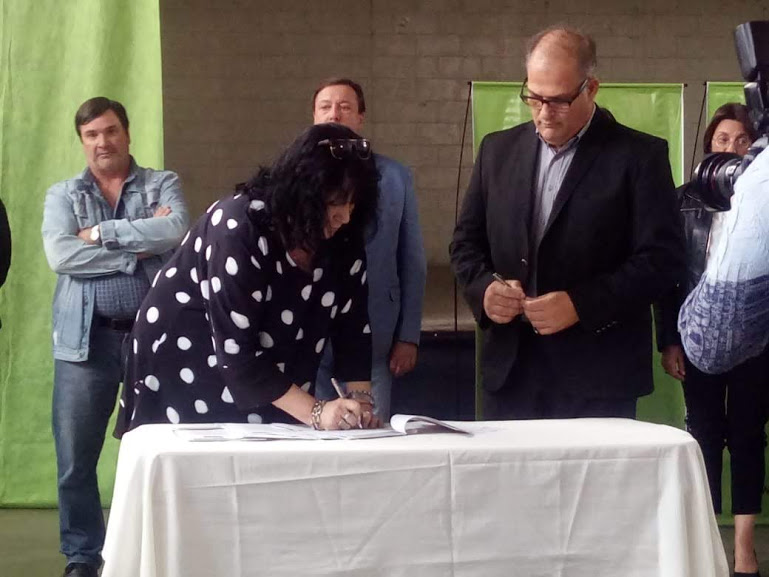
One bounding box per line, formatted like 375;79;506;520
79;156;140;190
536;104;597;154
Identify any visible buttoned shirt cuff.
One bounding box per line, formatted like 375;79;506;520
121;251;138;275
99;219;121;250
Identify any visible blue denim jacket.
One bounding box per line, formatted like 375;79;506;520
41;159;189;361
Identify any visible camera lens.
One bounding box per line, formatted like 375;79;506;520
692;152;742;211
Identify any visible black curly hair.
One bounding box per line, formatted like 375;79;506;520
240;123;379;254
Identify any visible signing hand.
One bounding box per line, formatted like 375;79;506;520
661;344;686;381
522;291;579;335
390;341;417;377
483;278;525;324
320;398;364;430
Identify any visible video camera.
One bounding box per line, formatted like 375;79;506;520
690;21;769;211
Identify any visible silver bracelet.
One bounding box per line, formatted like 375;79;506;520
346;390;375;406
311;400;326;430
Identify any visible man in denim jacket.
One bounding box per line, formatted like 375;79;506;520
41;97;189;577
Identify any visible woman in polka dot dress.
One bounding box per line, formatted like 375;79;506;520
115;123;381;436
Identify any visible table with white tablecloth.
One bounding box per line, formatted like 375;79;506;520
102;418;728;577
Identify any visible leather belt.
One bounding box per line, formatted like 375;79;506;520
94;315;134;332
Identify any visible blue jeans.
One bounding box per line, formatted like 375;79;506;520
52;323;128;567
315;343;393;419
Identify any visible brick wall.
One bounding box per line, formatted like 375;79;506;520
161;0;769;327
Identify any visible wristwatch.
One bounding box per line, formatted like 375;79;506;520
90;224;101;244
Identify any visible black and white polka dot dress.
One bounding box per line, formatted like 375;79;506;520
115;192;371;436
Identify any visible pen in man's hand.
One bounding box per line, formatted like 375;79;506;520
492;272;510;287
491;273;533;327
331;378;362;429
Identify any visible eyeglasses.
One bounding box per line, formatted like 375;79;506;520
317;138;371;160
712;134;752;151
519;77;590;112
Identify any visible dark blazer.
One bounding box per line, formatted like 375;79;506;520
450;107;684;399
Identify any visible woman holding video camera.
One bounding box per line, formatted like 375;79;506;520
655;102;768;576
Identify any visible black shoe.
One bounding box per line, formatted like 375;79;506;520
63;563;99;577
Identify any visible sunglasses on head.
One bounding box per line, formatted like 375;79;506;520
317;138;371;160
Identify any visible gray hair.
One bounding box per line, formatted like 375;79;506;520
525;25;597;78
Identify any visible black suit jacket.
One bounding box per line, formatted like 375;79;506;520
449;107;684;399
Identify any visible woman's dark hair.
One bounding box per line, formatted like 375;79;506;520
241;123;379;254
703;102;758;153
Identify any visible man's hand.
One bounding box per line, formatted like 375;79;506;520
522;291;579;335
483;278;525;324
345;383;383;428
77;227;98;245
389;341;417;377
77;206;170;246
661;344;686;381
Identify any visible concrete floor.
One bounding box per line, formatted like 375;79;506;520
2;508;768;577
2;509;63;577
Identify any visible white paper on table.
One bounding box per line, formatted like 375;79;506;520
172;414;473;441
389;414;473;435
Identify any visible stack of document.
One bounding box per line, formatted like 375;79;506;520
173;414;472;442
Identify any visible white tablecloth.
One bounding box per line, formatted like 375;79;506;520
102;419;728;577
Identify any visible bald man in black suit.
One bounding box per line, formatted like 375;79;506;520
450;26;684;420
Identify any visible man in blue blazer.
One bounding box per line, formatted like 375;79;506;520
313;78;427;419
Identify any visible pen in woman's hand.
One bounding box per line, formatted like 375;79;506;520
330;377;345;399
331;378;362;429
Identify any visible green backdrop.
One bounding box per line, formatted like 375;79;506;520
472;82;685;183
707;81;746;118
0;0;164;506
